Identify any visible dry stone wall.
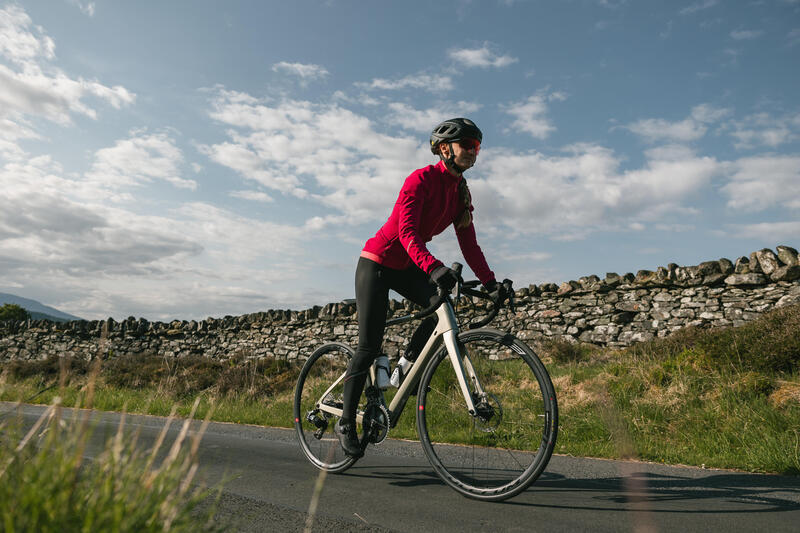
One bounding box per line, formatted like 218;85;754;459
2;246;799;364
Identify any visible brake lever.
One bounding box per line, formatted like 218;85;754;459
502;279;515;313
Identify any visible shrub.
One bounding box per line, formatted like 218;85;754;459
696;305;800;374
4;354;89;382
540;338;595;363
621;304;800;375
101;352;299;398
0;303;29;321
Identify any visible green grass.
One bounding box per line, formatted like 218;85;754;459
2;304;799;475
545;304;800;473
0;392;221;532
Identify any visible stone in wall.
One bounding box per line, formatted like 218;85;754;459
777;246;799;267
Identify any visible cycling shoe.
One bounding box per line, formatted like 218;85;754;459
335;420;363;458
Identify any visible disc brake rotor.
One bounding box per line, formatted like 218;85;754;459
474;392;503;433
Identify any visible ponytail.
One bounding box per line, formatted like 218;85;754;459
454;178;473;230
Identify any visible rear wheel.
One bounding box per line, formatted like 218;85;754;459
294;342;361;473
416;329;558;501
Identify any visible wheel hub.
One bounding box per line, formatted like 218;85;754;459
474;392;503;433
305;410;329;439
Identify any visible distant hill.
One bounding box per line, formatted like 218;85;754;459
0;293;84;323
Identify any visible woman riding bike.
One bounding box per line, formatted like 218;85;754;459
336;118;510;457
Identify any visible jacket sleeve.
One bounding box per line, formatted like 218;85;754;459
455;218;495;285
397;173;443;275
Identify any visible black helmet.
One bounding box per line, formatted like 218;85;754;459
430;118;483;155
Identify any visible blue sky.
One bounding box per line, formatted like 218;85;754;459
1;0;799;321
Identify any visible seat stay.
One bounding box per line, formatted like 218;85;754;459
315;371;346;416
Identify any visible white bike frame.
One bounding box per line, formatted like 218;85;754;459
314;298;487;426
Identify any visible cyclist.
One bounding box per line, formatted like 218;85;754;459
336;118;508;457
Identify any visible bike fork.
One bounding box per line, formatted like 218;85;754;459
437;306;486;417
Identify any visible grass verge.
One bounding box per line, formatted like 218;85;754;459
0;381;221;532
2;305;799;475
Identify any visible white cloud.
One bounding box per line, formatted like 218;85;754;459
723;47;741;66
729;221;800;242
679;0;719;15
448;43;518;69
201;89;431;225
0;147;316;320
503;251;553;262
0;156;202;280
229;190;274;203
67;1;96;17
728;112;799;149
624;104;730;143
271;61;329;81
690;103;731;123
0;5;134;126
598;0;629;8
0;117;40;160
655;223;695;232
503;92;565;139
627;117;706;143
174;202;306;262
0;5;55;64
385;101;482;133
472;143;720;239
0;63;134;124
86;131;196;192
730;29;763;40
722;155;800;211
358;73;454;92
332;90;381;107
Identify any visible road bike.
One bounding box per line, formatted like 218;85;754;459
293;264;558;501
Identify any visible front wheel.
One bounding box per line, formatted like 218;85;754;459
294;342;359;473
416;329;558;501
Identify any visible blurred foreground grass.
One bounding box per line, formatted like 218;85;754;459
2;305;799;475
0;385;221;532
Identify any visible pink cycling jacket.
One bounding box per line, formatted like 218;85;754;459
361;160;495;285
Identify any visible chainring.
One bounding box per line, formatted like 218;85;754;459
362;402;390;444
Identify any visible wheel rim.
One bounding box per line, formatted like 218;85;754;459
417;333;557;499
294;344;356;471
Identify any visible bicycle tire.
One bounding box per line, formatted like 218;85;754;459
416;328;558;501
294;342;361;473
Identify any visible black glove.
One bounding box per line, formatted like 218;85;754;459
430;265;460;292
484;278;514;304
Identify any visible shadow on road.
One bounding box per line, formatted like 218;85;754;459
337;466;443;488
340;465;800;514
515;470;800;514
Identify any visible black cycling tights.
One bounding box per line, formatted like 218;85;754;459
341;257;438;423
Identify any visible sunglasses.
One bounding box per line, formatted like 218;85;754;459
456;138;481;153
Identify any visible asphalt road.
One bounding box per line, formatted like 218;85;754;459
3;402;799;532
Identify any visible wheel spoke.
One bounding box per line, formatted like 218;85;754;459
294;343;359;473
